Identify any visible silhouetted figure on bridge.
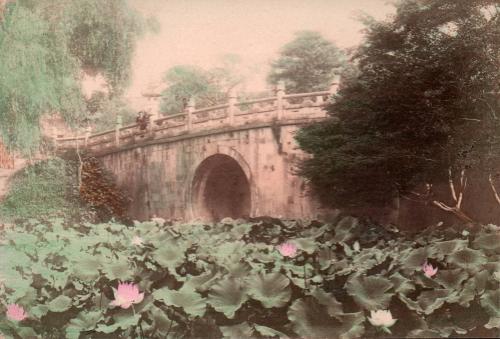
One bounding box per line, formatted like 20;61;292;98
136;111;151;131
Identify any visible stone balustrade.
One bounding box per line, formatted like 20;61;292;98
54;89;333;153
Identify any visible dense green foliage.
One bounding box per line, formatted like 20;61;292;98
85;91;137;132
0;157;129;223
0;216;498;338
160;62;242;115
0;0;143;153
296;1;500;211
0;158;83;222
267;31;343;93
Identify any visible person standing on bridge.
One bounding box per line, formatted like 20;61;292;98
136;111;151;131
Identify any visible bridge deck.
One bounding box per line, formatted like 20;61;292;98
55;91;332;153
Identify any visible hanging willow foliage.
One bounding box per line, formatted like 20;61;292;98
0;0;144;154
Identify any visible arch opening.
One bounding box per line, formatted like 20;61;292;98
192;154;251;221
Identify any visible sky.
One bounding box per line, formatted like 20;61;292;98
85;0;396;109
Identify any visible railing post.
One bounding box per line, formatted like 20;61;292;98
187;98;195;131
329;74;340;97
115;115;122;146
276;80;285;120
227;88;237;126
52;127;58;150
84;126;92;147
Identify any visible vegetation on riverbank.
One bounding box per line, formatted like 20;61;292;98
0;216;498;338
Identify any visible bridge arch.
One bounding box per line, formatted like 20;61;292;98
187;148;256;221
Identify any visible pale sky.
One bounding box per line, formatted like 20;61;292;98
86;0;396;109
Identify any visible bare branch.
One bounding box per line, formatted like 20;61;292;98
449;168;458;202
489;174;500;205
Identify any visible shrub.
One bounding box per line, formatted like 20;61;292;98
0;158;85;222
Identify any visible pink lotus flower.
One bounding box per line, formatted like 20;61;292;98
110;282;144;309
277;242;297;257
422;261;438;278
6;304;27;321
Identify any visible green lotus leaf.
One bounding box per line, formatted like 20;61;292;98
447;248;487;269
207;277;248;319
219;322;254;338
401;247;435;271
434;269;468;290
458;279;476;307
72;254;102;280
484;317;500;329
96;314;140;333
246;272;291;308
288;297;364;339
230;223;253;240
409;289;457;315
407;329;442;338
48;295;72;312
336;312;365;339
17;327;38;338
472;232;500;253
253;324;290;338
345;275;394;310
308;287;343;319
224;259;252;279
431;239;469;260
317;247;336;270
414;273;442;289
68;310;102;330
473;269;489;294
152;286;206;317
150;305;174;333
294;237;317;254
480;289;500;317
30;305;50;319
102;259;132;281
332;217;358;243
183;269;220;292
152;245;185;269
389;272;415;295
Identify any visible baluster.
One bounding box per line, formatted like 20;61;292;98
276;81;285;120
227;88;237;126
115;115;122;146
187;98;195;132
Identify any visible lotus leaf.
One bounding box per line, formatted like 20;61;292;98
389;272;415;295
288;297;364;339
253;324;289;338
434;269;468;290
308;287;343;319
207;277;248;318
152;244;185;269
290;237;315;254
400;247;435;271
480;289;500;317
472;233;500;253
431;239;468;260
219;322;254;338
332;217;358;243
246;272;292;308
48;295;72;312
447;248;487;269
95;314;140;333
152;286;206;317
346;275;394;310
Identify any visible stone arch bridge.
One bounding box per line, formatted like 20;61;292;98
56;88;334;221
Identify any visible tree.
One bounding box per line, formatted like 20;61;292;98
0;0;144;154
267;31;344;93
296;0;499;223
160;60;243;115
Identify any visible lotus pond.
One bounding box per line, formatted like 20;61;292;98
0;216;499;338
